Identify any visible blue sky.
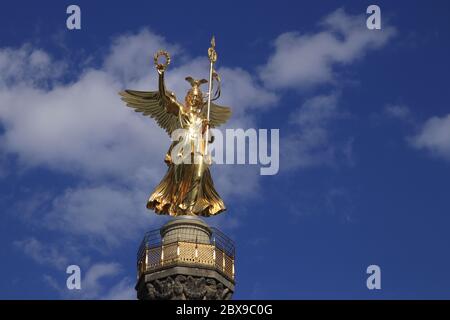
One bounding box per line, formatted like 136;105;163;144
1;0;450;299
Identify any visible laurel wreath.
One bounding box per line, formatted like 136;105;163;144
154;50;171;71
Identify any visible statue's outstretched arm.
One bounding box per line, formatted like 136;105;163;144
158;70;183;115
158;69;167;98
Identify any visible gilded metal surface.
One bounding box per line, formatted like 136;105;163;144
154;50;170;71
119;38;231;217
204;36;216;157
138;241;235;281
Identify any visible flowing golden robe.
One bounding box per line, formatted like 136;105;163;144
148;110;225;216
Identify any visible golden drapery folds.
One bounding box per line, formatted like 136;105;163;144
147;147;226;217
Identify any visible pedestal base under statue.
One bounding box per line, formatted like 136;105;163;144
136;216;235;300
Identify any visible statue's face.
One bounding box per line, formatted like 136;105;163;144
185;89;203;111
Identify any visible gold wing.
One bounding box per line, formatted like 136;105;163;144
119;89;181;136
204;102;232;128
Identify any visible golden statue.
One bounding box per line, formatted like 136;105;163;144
119;37;231;217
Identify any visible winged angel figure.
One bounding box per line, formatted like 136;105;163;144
119;49;231;217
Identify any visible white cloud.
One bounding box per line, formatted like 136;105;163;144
75;263;135;300
103;29;181;84
45;185;150;246
259;8;396;89
410;114;450;161
13;238;69;270
384;104;413;122
0;45;65;87
44;262;135;300
261;8;396;171
218;67;278;115
282;93;353;169
0;71;166;182
291;93;341;127
15;237;134;299
101;277;136;300
80;263;122;299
